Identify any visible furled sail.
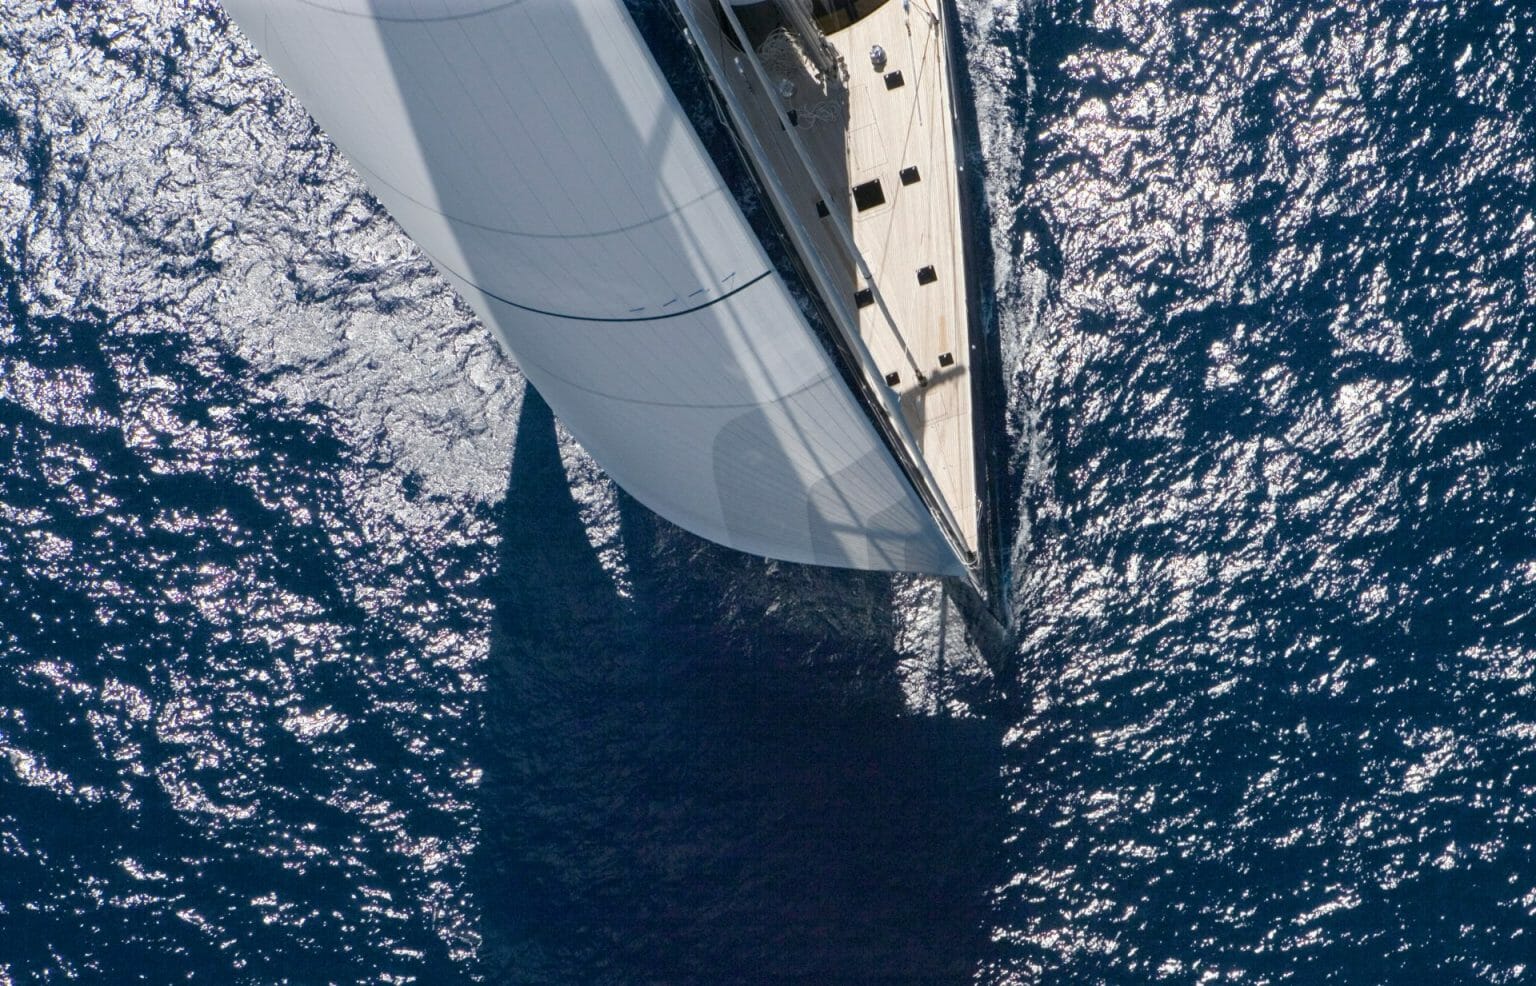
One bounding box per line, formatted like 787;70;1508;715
220;0;963;575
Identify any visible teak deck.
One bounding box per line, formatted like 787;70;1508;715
682;0;980;558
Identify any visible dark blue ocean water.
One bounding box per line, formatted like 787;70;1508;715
3;0;1535;982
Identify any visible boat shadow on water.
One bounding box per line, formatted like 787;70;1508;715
476;389;1007;984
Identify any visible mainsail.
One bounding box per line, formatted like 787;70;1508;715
221;0;965;576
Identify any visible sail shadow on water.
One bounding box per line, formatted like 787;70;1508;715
478;389;1007;982
218;1;1013;977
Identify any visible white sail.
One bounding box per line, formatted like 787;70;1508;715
220;0;963;576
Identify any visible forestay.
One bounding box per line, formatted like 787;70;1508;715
221;0;962;575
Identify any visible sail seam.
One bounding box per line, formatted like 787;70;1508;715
426;247;775;323
292;0;530;24
509;351;839;411
352;159;725;241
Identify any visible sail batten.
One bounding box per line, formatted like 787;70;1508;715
222;0;965;576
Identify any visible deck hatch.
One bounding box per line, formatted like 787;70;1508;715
852;179;886;211
916;264;937;285
900;165;921;185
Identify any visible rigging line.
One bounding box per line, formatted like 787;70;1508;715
715;1;927;386
904;3;921;128
678;5;956;551
705;2;970;562
684;17;896;537
910;0;941;27
876;7;940;278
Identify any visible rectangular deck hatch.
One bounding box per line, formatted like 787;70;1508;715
852;179;886;212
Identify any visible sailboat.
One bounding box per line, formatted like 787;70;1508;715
220;0;1003;612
